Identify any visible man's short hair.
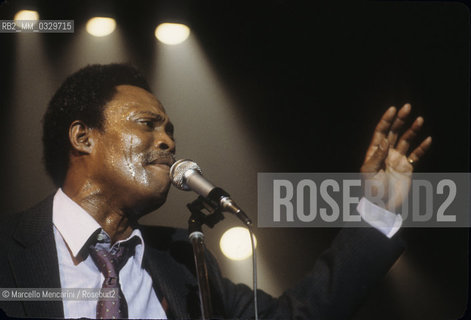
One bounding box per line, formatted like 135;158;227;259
42;63;152;187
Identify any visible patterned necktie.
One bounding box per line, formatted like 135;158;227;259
88;236;140;319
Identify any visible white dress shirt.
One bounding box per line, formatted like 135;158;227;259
52;189;167;319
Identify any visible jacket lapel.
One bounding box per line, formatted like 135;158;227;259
8;195;64;318
143;243;200;319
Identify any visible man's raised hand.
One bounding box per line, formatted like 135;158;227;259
360;103;432;212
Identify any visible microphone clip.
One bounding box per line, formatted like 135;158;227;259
187;196;225;233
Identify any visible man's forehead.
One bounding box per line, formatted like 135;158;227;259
106;84;166;115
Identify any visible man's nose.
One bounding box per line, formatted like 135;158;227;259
155;132;176;154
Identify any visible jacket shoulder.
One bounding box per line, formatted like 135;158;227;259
0;195;55;248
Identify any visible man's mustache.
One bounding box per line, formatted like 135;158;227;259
144;151;176;167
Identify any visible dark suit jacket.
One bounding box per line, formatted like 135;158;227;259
0;195;404;319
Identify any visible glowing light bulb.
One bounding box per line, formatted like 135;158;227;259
14;10;39;22
86;17;116;37
155;23;190;45
220;227;257;261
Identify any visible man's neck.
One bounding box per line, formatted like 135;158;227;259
62;184;133;243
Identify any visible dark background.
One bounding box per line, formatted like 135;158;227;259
0;1;469;319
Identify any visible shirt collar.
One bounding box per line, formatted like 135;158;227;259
52;188;145;266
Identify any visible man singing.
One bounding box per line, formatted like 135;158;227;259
0;64;431;319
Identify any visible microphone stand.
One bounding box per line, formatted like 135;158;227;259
186;196;225;320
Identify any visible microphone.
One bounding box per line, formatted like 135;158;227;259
169;159;252;225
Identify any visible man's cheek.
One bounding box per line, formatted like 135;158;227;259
122;133;145;151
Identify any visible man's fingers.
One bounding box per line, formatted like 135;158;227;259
387;103;411;146
369;106;396;145
362;138;390;173
365;107;396;161
408;136;432;164
396;116;424;155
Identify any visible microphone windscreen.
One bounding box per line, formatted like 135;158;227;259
169;159;202;191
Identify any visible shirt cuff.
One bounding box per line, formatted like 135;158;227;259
357;197;403;238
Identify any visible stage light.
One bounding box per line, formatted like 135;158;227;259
155;23;190;45
220;227;257;261
86;17;116;37
14;10;39;22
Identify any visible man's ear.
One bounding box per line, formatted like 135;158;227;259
69;120;95;154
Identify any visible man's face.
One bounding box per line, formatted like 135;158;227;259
89;85;175;216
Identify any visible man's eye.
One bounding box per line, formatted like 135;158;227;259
140;120;155;129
